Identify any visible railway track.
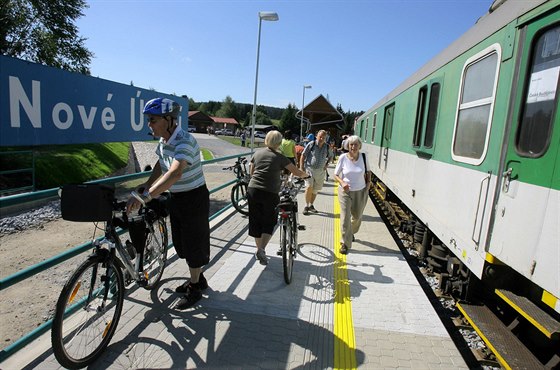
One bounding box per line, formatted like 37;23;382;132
368;182;559;370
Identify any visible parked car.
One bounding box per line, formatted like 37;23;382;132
187;126;196;133
254;131;266;139
216;129;233;136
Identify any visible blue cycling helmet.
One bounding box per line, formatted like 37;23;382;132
306;133;315;141
143;98;181;119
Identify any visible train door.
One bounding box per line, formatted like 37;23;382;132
378;103;395;170
491;19;559;293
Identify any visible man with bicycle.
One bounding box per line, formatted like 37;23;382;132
127;97;210;310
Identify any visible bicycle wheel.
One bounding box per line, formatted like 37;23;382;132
291;212;299;253
51;254;125;369
281;217;294;284
231;181;249;216
141;218;168;290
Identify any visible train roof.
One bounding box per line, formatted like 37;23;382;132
360;0;551;118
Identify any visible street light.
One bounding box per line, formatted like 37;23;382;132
300;85;312;142
250;11;279;151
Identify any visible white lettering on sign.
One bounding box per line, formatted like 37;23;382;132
9;76;41;128
130;90;145;132
7;76;118;131
78;105;98;129
52;102;73;129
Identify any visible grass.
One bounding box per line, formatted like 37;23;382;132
218;135;263;148
1;143;130;190
1;137;248;194
201;148;213;160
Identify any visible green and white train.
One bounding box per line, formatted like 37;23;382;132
356;0;558;366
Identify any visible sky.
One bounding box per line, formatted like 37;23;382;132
77;0;493;113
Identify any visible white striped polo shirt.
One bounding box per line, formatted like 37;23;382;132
156;126;206;192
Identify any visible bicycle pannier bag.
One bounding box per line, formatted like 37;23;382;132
61;184;115;222
127;215;147;253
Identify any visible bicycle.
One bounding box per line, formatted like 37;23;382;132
223;156;250;216
51;183;169;369
277;176;306;284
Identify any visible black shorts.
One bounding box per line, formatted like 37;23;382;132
169;185;210;268
247;187;279;237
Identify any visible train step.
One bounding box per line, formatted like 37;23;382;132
456;302;545;370
495;289;560;340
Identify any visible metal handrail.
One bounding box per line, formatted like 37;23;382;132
0;151;251;362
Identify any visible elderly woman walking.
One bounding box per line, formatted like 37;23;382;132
333;135;371;254
248;130;309;265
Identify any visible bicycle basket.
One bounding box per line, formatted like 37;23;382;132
60;184;115;222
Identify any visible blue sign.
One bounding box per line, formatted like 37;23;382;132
0;55;189;146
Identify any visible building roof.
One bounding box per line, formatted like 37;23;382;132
296;94;344;128
188;111;214;122
211;116;239;125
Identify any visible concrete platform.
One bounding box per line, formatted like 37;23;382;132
1;174;468;369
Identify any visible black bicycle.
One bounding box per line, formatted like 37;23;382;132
223;157;250;216
51;184;169;369
277;177;306;284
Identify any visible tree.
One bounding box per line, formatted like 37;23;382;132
215;96;239;120
279;103;300;134
1;0;93;74
337;103;364;135
187;97;199;111
244;107;272;128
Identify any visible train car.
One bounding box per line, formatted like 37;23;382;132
356;0;559;367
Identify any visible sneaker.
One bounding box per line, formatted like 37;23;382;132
303;206;310;216
176;272;208;293
276;248;282;256
352;235;356;242
309;205;318;213
174;284;202;310
339;244;348;255
255;249;268;265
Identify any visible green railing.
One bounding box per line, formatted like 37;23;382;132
0;150;35;196
0;151;251;362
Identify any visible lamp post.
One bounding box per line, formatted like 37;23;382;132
250;11;279;151
300;85;312;142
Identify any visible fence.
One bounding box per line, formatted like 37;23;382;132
0;151;251;362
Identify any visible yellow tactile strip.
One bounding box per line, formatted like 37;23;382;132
333;185;357;369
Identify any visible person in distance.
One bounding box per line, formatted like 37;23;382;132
248;130;309;265
126;97;210;310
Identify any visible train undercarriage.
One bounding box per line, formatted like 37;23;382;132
370;176;560;369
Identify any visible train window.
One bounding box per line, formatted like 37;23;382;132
516;25;560;157
413;86;428;147
413;81;441;153
424;83;440;148
359;119;364;138
371;113;377;144
365;117;369;142
383;104;395;142
453;46;500;165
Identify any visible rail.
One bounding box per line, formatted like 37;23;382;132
0;150;35;196
0;151;251;362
